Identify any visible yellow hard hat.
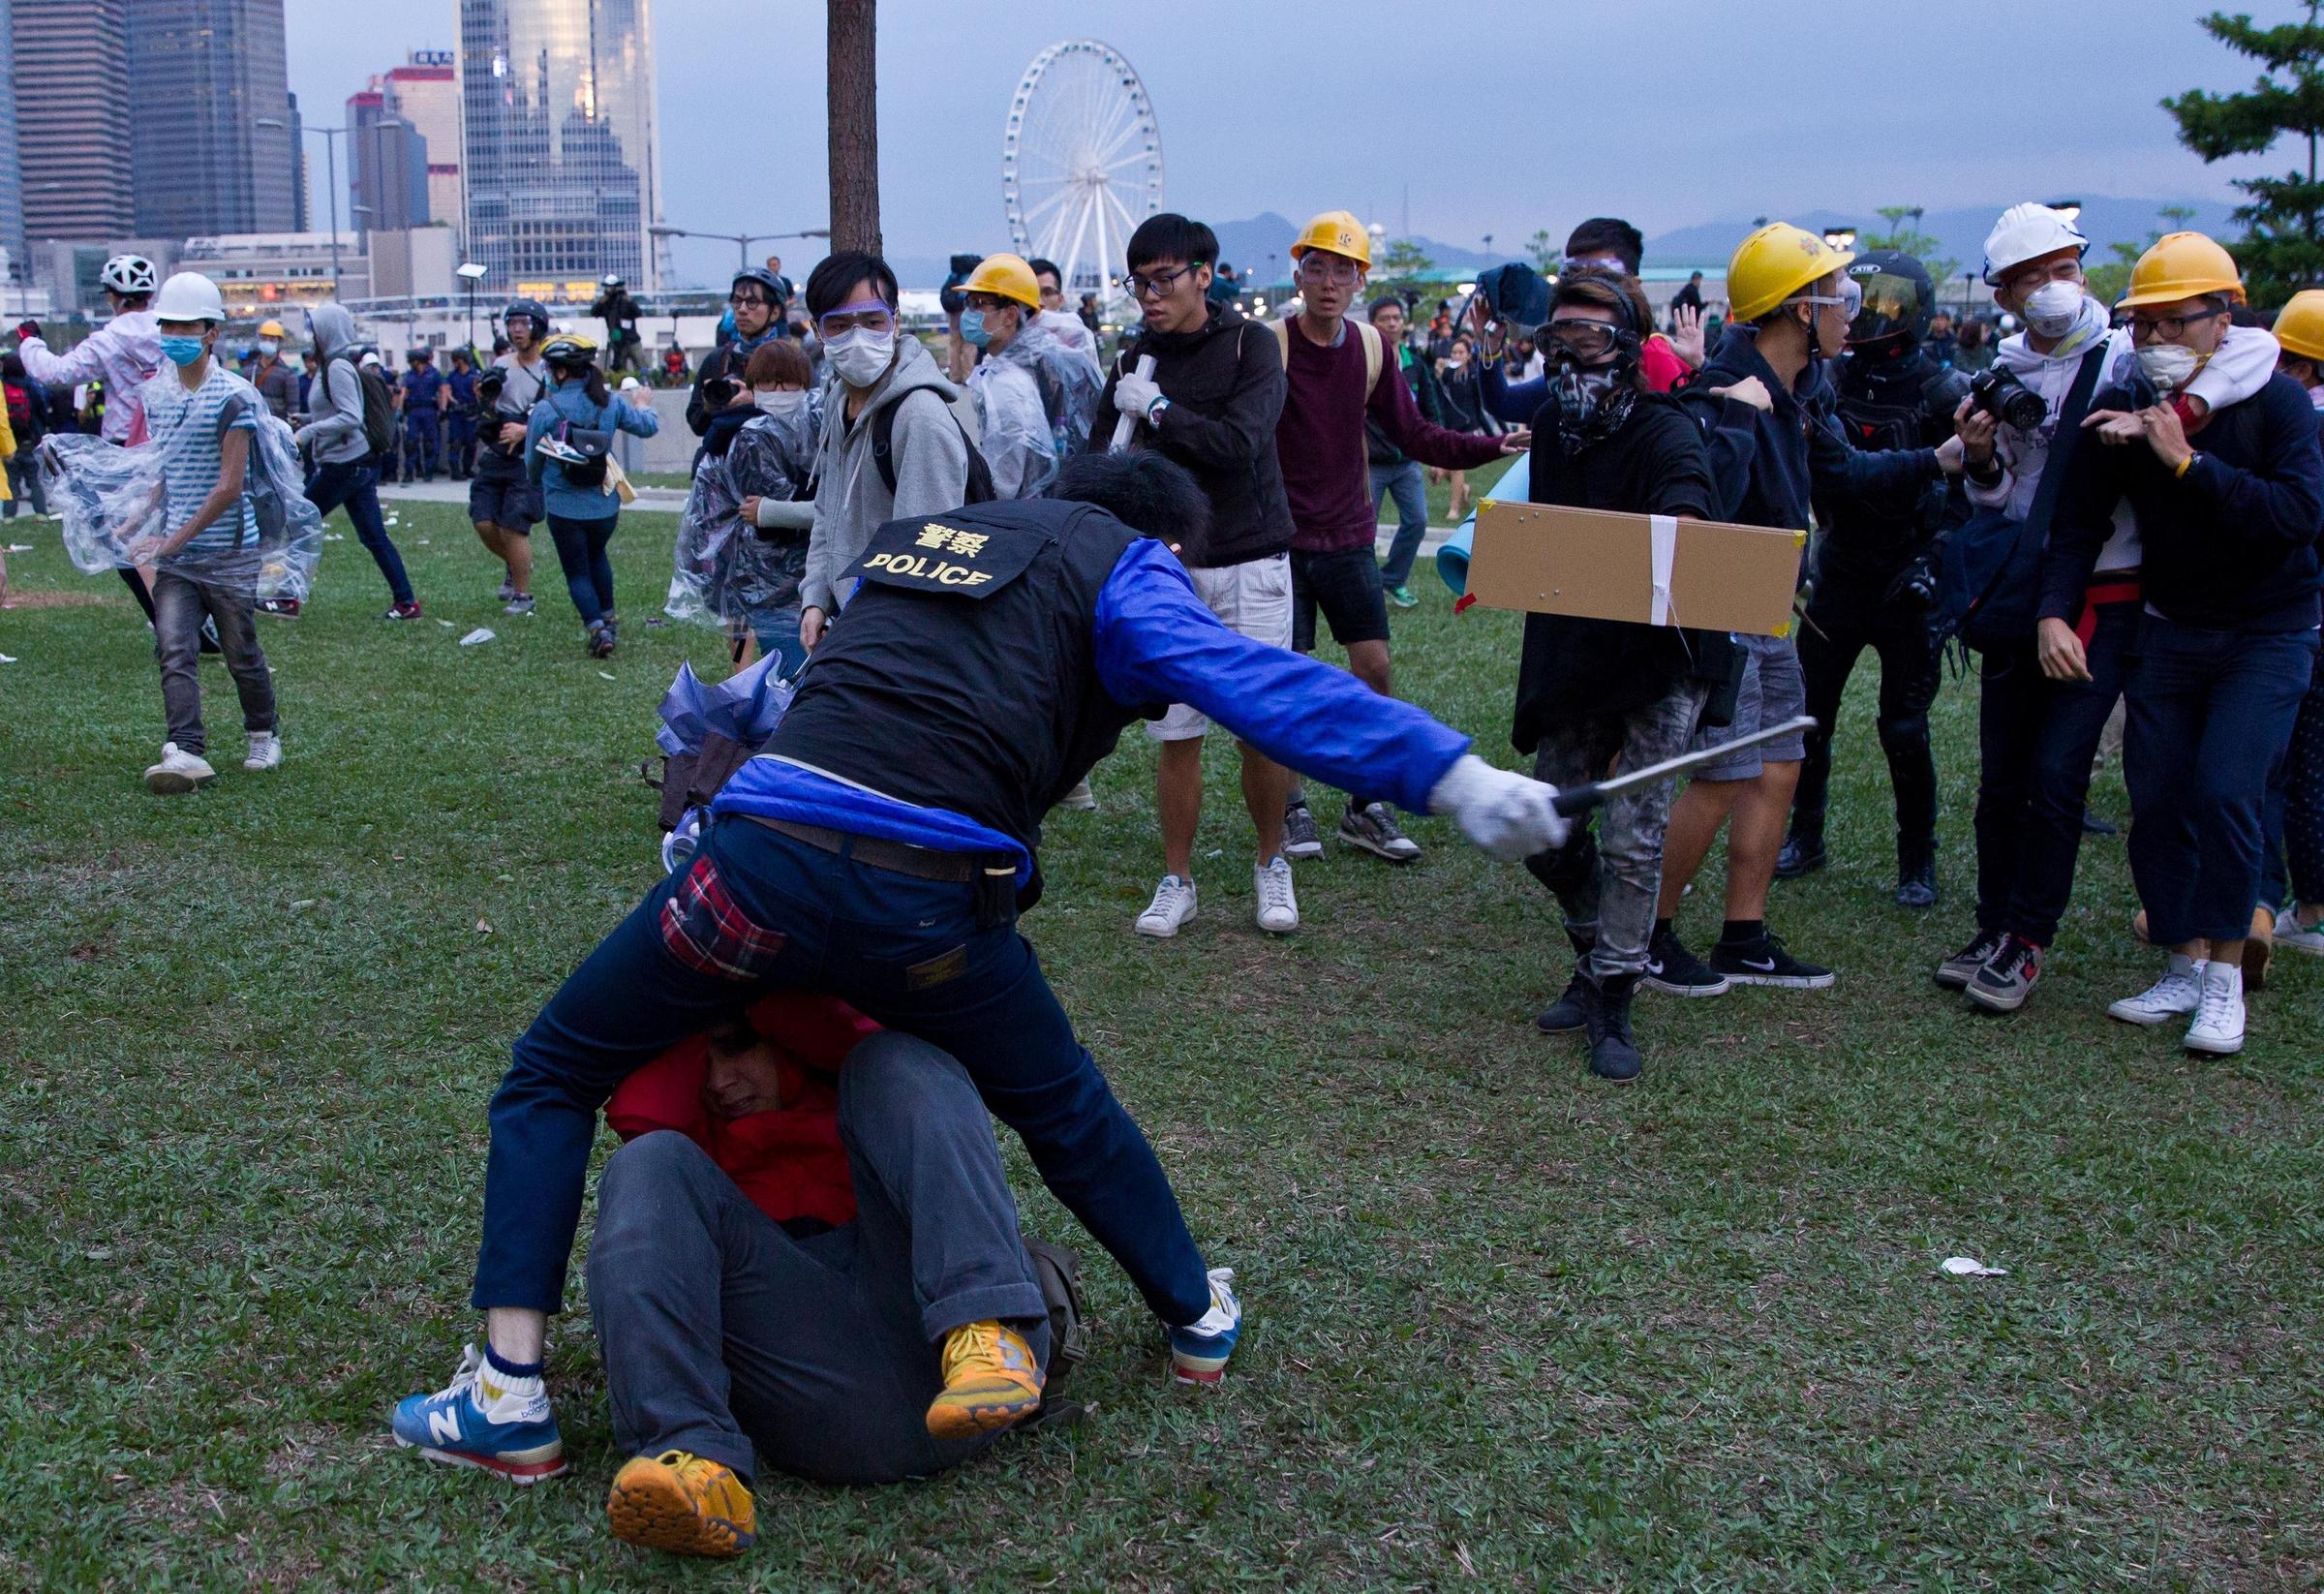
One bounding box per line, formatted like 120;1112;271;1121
257;320;287;339
2118;230;2245;309
963;252;1041;310
1726;222;1856;322
1291;209;1371;267
2276;289;2324;363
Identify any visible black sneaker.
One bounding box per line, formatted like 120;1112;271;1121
1895;837;1939;910
1641;927;1730;997
1585;973;1643;1082
1774;833;1826;879
1935;928;2005;990
1337;801;1421;862
1964;933;2042;1012
1535;970;1594;1034
1711;933;1836;990
1282;802;1324;861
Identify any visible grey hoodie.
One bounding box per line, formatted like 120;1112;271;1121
293;302;370;466
800;334;969;615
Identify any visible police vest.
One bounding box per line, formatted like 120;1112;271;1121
766;499;1160;856
1822;352;1972;568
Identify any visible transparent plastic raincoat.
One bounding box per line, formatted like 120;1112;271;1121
967;320;1104;498
666;398;820;648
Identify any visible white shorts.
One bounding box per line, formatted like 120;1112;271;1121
1148;552;1294;741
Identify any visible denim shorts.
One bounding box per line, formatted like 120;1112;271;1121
469;467;539;532
1692;631;1807;780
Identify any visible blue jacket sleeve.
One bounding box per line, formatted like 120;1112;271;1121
614;396;662;439
1480;357;1545;426
1806;404;1941;500
1092;540;1470;812
2184;382;2324;554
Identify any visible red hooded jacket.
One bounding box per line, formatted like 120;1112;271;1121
603;993;876;1229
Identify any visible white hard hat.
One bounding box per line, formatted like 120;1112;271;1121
152;270;227;323
1982;202;2088;286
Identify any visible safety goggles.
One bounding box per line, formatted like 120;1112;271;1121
1794;278;1864;319
1542;317;1625;361
817;304;897;338
1127;263;1197;300
1296;254;1362;287
2128;306;2227;342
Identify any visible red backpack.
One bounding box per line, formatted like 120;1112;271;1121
4;382;30;430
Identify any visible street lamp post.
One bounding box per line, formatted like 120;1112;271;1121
457;261;488;354
648;225;832;275
255;115;399;296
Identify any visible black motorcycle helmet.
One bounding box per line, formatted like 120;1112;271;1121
504;297;550;337
1845;250;1936;353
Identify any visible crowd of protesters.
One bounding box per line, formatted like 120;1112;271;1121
12;198;2324;1564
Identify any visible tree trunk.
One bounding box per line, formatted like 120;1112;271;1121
827;0;881;257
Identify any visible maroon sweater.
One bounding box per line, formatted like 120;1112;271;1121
1276;317;1505;553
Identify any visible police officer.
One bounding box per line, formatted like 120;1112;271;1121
393;452;1574;1483
400;348;446;483
444;349;478;480
1778;251;1971;908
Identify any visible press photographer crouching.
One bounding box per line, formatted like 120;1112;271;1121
1934;205;2280;1015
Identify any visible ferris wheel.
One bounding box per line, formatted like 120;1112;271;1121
1001;40;1164;308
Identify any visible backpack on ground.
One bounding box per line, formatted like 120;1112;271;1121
321;358;398;462
871;390;995;505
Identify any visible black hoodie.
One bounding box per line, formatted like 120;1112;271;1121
1086;301;1295;568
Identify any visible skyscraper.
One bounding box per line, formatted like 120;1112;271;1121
0;0;26;272
459;0;664;300
289;90;308;231
13;0;136;241
348;85;431;236
381;52;465;245
126;0;296;237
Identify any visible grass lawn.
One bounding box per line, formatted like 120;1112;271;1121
3;500;2320;1591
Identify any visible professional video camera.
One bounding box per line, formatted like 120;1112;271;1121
939;253;983;318
1965;364;2045;431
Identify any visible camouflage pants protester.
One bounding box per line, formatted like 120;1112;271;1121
1524;680;1712;976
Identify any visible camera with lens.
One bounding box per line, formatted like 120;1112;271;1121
939;252;983;318
474;367;507;407
1966;364;2046;432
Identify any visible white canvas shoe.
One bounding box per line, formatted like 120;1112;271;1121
2184;961;2246;1056
1253;856;1299;935
143;742;215;795
244;730;282;772
1135;874;1198;938
2107;954;2206;1027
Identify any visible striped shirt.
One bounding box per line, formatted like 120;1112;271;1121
145;362;259;549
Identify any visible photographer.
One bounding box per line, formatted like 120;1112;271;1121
469;301;551;615
1778;252;1969;908
1514;270;1730;1082
591;276;645;376
1934;205;2278;1014
688;268;785;438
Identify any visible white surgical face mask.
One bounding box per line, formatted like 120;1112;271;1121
2136;343;2200;391
754;388;806;416
2021;281;2083;339
256;338;281;357
826;329;895;387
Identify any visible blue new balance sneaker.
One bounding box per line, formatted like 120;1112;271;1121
390;1344;568;1485
1167;1268;1241;1386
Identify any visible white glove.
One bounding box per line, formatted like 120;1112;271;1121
1427;753;1570;861
1114;372;1164;423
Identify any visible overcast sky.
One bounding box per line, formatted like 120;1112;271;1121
286;0;2279;285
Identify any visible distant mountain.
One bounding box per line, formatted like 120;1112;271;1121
1643;197;2241;278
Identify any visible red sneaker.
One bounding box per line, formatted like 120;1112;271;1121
383;600;423;621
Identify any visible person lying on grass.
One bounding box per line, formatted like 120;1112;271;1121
396;993;1061;1561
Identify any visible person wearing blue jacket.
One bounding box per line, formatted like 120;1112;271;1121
2040;238;2323;1056
392;451;1574;1494
526;333;661;658
1657;224;1960;996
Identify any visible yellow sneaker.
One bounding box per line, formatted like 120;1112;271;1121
925;1319;1044;1441
605;1450;755;1558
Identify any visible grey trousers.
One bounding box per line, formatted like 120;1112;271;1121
153;569;274;757
586;1032;1052;1487
1527;678;1711;975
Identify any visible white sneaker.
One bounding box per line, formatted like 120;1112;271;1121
1059;778;1098;812
243;730;282;772
2275;907;2324;956
2107;954;2207;1027
1253;855;1299;935
2184;961;2246;1055
143;741;216;794
1135;874;1198;937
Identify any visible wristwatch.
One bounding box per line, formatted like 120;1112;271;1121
1146;395;1171;425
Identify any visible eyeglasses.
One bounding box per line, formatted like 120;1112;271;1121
727;292;773;310
2129;307;2226;341
817;304;897;337
1296;255;1362;287
1126;263;1196;300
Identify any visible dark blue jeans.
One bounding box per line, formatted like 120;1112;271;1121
1371;459;1428;590
402;411;441;477
303;458;412;604
2125;616;2319;946
545;511;618;628
474;814;1211;1327
2262;662;2324;912
588;1035;1050;1486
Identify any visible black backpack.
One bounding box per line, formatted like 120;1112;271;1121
321;359;398;462
871;391;994;506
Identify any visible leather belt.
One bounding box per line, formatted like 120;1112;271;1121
750;815;1004;884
